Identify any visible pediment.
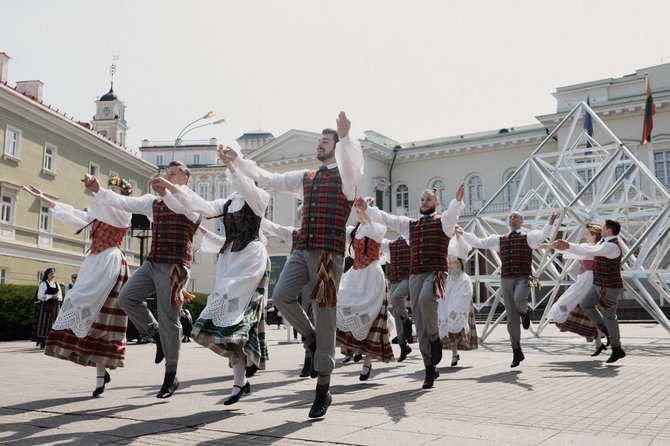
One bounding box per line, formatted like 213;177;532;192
247;129;320;164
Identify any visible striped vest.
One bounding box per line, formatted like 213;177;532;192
409;215;449;275
294;167;352;255
89;220;128;254
499;232;533;278
221;201;261;253
389;238;411;283
593;239;623;288
147;200;200;268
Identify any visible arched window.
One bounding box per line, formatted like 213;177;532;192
504;170;521;204
466;175;483;206
428;178;446;205
395;184;409;210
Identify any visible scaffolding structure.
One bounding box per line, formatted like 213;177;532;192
464;101;670;342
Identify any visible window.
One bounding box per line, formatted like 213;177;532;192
0;268;7;284
466;175;483;205
4;126;21;159
293;198;303;226
192;153;201;165
189;279;197;293
215;220;225;235
1;194;13;223
395;184;409;210
125;234;134;251
504;170;521;203
264;196;275;220
37;271;43;282
89;162;99;178
428;179;446;205
39;204;51;232
576;167;594;193
654;150;670;186
43;143;57;173
155;154;164;166
197;183;209;200
217;181;228;199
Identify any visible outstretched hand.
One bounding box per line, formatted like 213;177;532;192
455;182;465;202
549;212;558;225
218;146;238;164
336;111;351;139
22;185;55;208
81;174;100;193
552;239;570;250
353;196;368;212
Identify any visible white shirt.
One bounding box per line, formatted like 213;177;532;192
261;218;295;246
461;224;555;251
37;281;62;302
232;134;364;201
562;235;621;260
52;195;131;229
366;199;465;240
95;186;200;224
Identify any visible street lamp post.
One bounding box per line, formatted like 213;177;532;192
171;111;226;161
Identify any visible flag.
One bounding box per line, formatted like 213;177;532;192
641;78;656;145
584;96;594;149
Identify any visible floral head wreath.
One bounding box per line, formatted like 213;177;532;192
364;196;374;206
108;176;133;195
585;222;602;234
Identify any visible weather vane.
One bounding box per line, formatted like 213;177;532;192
110;53;119;87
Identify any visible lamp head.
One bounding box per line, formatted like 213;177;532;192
203;111;215;119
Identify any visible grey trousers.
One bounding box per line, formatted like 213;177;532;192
272;249;344;374
501;276;529;349
389;279;410;345
408;272;441;363
581;285;622;348
117;261;183;372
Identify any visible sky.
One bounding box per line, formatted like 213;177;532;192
2;0;670;154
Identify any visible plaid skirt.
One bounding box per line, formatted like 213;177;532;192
336;292;395;362
555;304;598;340
44;260;129;369
191;290;268;369
442;301;479;350
30;299;61;345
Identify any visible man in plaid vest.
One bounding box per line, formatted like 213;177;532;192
356;184;465;389
552;219;626;363
224;112;364;418
84;161;200;399
381;235;413;362
462;211;557;368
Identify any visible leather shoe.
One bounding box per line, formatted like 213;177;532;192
308;383;332;418
430;338;443;366
451;354;460;367
92;372;111;398
299;356;312;377
398;343;412;362
403;319;414;344
223;381;250;405
605;346;626;363
353;354;363;363
156;372;179;399
521;311;531;330
511;347;525;368
152;333;164;364
422;365;439;389
591;344;607;357
342;356;352;364
245;364;258;378
359;364;372;381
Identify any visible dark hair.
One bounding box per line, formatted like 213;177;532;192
42;268;55;282
168;161;191;178
321;128;339;145
604;219;621;235
348;223;369;257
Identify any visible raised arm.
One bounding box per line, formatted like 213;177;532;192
261;218;295;246
461;231;501;252
23;185;92;227
554;239;621;259
198;226;226;253
526;212;558;248
353;197;411;239
334;112;364;201
440;183;465;237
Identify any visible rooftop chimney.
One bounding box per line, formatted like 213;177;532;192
16;80;44;102
0;53;10;84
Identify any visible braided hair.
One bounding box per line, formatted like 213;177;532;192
348;223;369;257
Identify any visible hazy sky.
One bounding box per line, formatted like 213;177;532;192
2;0;670;153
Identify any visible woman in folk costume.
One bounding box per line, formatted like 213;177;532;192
543;222;606;356
153;146;270;405
22;177;132;397
31;267;63;349
336;198;394;381
437;226;478;367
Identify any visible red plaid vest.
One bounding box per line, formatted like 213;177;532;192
221;201;261;253
89;220;128;254
147;200;200;268
409;215;449;275
499;232;533;278
593;239;623;288
351;236;381;269
294;167;353;255
389;238;411;283
291;229;300;254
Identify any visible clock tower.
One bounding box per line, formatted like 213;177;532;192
91;62;128;146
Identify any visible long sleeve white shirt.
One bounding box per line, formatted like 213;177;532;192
232;134;364;201
261;218;295;246
461;223;555;252
52;195;131;229
561;236;621;260
366;198;465;240
94;187;200;224
37;281;62;302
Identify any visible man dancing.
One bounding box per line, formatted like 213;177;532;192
462;211;557;368
223;112;363;418
552;219;626;363
355;184;465;389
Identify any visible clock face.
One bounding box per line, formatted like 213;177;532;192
102;107;111;117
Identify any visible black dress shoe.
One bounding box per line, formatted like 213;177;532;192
299;356;312;377
359;364;372;381
92;371;111;398
342;356;352;364
152;333;164;364
353;354;363;363
422;365;439;389
510;347;525;368
521;312;531;330
308;383;332;418
223;381;250;405
430;338;443;366
605;346;626;363
104;371;111;383
156;372;179;399
245;364;258;378
591;344;607;357
451;354;460;367
398;344;412;362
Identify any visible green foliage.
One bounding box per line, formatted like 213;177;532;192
183;292;208;320
0;284;38;341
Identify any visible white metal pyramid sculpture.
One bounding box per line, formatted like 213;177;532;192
464;101;670;342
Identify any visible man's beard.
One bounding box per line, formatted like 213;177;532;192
317;148;335;162
420;206;436;215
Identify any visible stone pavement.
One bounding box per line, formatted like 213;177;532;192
1;322;670;446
